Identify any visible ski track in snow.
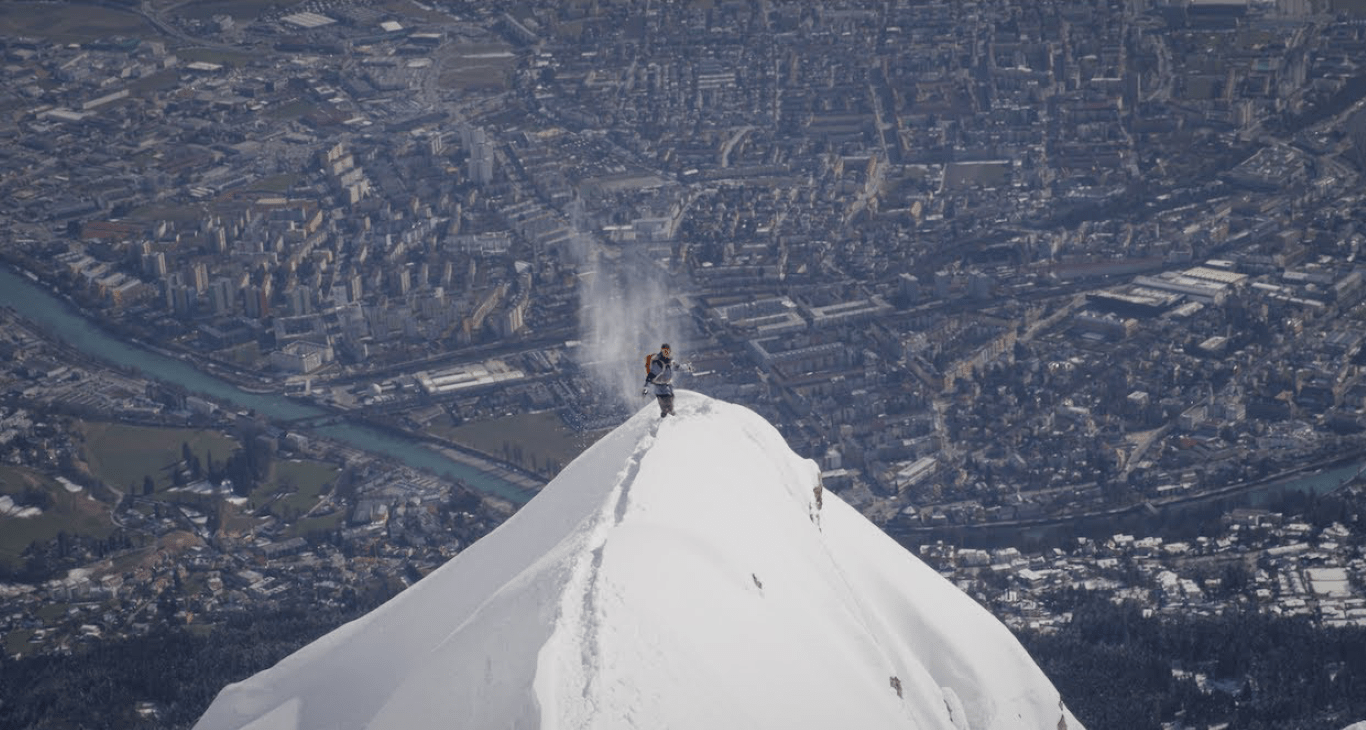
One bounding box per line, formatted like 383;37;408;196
567;414;662;726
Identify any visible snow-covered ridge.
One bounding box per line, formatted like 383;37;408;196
195;391;1081;730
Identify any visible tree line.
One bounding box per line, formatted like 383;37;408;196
0;582;401;729
1020;594;1366;730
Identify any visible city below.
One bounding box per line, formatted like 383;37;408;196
2;0;1366;726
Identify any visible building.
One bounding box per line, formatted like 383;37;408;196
268;340;333;374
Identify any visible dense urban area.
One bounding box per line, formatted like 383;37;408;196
3;0;1366;727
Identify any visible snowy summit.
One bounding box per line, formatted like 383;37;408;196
194;392;1083;730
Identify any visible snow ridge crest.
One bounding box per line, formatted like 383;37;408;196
194;391;1082;730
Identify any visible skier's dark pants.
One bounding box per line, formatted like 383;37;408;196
656;394;675;417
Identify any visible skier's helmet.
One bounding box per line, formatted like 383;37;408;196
660;343;671;356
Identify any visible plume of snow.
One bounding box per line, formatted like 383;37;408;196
194;392;1082;730
565;199;682;410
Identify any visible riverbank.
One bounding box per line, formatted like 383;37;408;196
0;262;541;504
890;448;1366;548
342;413;544;501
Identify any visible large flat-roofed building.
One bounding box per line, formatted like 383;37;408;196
281;12;336;30
1188;0;1248;13
1074;311;1138;339
415;360;523;395
1182;266;1248;286
807;296;893;329
1132;271;1233;304
1086;288;1184;317
269;340;333;374
710;296;807;336
748;338;848;374
893;456;938;491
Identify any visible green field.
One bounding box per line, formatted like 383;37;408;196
4;628;36;657
431;410;606;478
264;459;340;517
437;42;517;93
78;422;238;494
77;420;351;543
178;48;254;67
210;457;341;536
174;0;308;21
31;410;590;556
0;465;113;570
379;0;459;24
1330;0;1366;16
282;510;345;540
0;3;153;43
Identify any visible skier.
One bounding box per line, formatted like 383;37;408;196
642;343;684;417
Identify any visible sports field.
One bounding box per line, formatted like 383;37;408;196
0;465;113;570
0;3;153;43
431;410;607;478
78;422;238;494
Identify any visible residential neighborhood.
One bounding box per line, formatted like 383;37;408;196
2;0;1366;724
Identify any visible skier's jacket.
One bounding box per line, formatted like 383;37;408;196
644;351;676;396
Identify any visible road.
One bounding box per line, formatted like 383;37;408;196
888;448;1366;546
77;0;243;52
